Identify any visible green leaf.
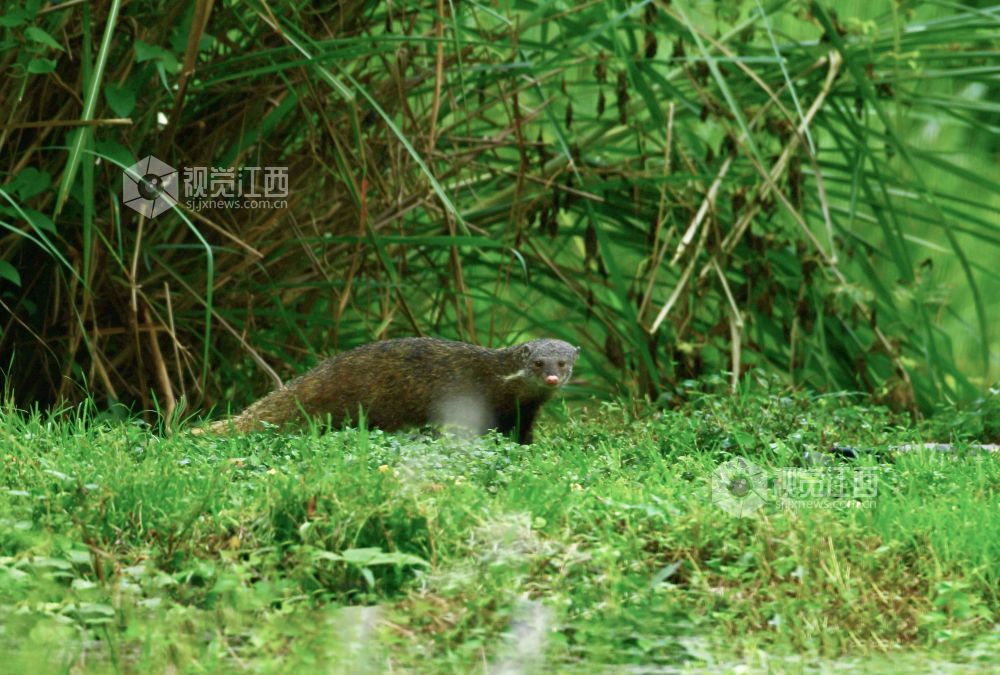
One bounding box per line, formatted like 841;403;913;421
133;39;160;62
0;261;21;287
72;602;116;625
21;208;56;234
8;167;51;200
26;57;55;74
314;546;428;568
651;561;683;586
54;0;122;222
25;26;64;52
339;547;384;565
94;139;137;171
30;557;73;570
66;549;92;564
0;10;27;27
134;39;181;72
104;82;136;117
310;550;343;562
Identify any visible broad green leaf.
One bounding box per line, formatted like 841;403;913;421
104;82;136;117
22;208;56;234
0;261;21;286
25;26;64;51
0;10;27;27
134;39;181;72
94;139;137;170
339;547;385;565
8;167;51;200
30;557;73;570
26;57;55;73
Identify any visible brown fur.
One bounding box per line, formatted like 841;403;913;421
203;337;580;443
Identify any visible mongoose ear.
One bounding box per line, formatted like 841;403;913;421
574;346;581;358
514;344;531;360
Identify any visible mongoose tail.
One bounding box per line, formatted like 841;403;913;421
204;337;580;443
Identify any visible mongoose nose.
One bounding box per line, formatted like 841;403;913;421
545;374;560;386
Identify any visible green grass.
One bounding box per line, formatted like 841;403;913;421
1;385;997;672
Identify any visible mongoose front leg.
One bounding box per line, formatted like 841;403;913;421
515;401;540;445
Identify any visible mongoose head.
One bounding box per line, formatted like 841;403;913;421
506;339;581;392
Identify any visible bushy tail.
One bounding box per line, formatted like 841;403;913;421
190;413;255;435
204;416;253;434
192;385;304;435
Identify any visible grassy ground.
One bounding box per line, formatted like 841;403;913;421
1;385;997;672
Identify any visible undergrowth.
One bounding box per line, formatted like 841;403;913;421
1;385;997;672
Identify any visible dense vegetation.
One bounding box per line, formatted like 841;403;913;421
2;1;998;670
1;1;997;418
1;388;998;670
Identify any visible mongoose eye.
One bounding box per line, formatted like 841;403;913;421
557;361;566;368
534;360;544;368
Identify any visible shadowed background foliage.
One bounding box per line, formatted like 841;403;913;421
0;0;997;420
